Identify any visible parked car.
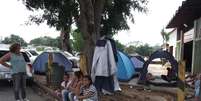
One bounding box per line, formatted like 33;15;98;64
22;49;39;64
63;51;80;71
0;48;33;80
74;52;81;58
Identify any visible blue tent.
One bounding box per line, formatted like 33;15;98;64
130;56;145;72
33;52;73;73
117;51;135;81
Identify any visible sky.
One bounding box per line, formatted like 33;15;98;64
0;0;184;46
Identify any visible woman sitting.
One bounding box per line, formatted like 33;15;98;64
76;75;98;101
68;71;84;101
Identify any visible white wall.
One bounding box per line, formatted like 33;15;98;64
184;28;194;43
168;29;177;57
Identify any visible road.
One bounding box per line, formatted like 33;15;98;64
0;80;51;101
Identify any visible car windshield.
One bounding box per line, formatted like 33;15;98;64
21;52;31;62
0;50;30;62
29;50;38;56
64;52;73;57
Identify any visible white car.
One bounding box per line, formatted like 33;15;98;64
63;51;80;71
22;49;39;64
0;48;33;80
74;52;81;58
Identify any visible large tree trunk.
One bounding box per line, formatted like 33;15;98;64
94;0;105;40
78;0;105;74
60;27;72;53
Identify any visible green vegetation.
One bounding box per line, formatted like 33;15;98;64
30;36;61;49
2;34;27;46
21;0;148;72
124;44;161;56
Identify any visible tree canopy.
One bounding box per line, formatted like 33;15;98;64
70;29;125;52
115;40;125;51
70;29;84;52
21;0;148;72
161;29;171;44
2;34;27;46
22;0;147;37
30;36;61;48
124;45;136;54
124;44;160;56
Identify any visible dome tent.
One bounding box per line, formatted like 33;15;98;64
32;52;73;74
138;50;178;84
130;56;145;72
117;51;135;81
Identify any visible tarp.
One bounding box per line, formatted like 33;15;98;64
117;51;135;81
32;52;72;73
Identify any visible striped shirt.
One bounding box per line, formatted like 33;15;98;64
81;85;98;101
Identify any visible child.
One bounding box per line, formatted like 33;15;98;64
194;74;201;101
61;73;71;101
77;75;98;101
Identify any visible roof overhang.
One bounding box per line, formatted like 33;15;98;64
166;0;201;29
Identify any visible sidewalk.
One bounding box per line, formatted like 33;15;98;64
126;78;177;97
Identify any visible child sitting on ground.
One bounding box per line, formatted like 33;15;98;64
76;75;98;101
61;73;71;101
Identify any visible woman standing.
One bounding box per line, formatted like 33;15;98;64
0;43;29;101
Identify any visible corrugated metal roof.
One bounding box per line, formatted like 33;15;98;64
166;0;201;28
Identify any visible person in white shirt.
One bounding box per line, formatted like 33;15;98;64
61;73;71;101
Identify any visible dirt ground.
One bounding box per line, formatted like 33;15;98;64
34;75;175;101
99;85;175;101
36;84;175;101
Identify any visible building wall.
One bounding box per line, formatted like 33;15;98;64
169;29;177;57
184;28;194;43
192;17;201;74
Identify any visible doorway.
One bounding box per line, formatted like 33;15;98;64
184;41;193;72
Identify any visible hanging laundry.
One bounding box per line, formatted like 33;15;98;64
91;36;121;93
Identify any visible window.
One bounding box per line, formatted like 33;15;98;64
169;46;173;55
25;51;31;57
21;52;31;62
29;50;38;56
0;51;30;62
0;51;9;58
